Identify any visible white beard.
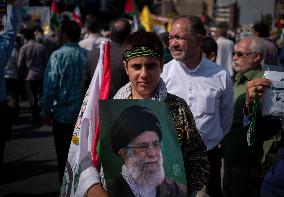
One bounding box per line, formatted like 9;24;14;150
126;150;165;187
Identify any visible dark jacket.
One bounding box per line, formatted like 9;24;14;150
107;175;188;197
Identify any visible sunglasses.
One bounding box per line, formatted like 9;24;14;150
233;51;256;57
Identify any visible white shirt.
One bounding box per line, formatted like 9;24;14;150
79;33;99;51
216;36;234;76
161;57;234;150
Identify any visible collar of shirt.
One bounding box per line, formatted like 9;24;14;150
26;39;36;44
63;42;80;48
235;66;263;84
179;56;204;73
244;66;263;80
86;33;98;38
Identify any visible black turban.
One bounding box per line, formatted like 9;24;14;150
111;105;162;155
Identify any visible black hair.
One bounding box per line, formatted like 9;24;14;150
253;22;270;38
22;28;35;40
33;26;44;33
122;30;164;60
60;20;81;42
110;18;131;43
86;19;98;33
158;31;169;46
201;36;217;57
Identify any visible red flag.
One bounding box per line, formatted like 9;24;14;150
124;0;134;14
51;0;59;13
72;6;82;27
92;41;111;167
50;0;60;29
201;15;206;24
277;16;282;30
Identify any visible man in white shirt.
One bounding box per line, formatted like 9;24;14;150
161;15;234;197
79;19;100;51
214;23;235;77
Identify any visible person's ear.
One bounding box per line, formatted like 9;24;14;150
254;53;262;63
208;52;217;62
123;61;129;75
118;148;127;160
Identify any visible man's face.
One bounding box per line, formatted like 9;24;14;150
233;39;259;74
124;131;164;187
124;56;162;99
169;19;200;63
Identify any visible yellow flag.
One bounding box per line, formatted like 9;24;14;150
140;5;153;32
167;19;172;32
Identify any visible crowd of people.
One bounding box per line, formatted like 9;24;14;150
1;2;284;197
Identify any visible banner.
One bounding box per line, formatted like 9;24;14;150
21;6;50;32
263;71;284;117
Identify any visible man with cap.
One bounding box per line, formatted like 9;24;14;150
108;105;187;197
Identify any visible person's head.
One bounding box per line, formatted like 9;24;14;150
201;36;217;62
233;36;266;74
122;30;164;99
33;26;44;39
252;22;270;38
86;19;98;34
158;31;170;48
57;19;81;44
214;22;228;39
110;18;131;43
169;15;206;67
111;105;164;186
22;28;35;41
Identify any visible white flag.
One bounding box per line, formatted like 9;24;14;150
60;41;111;196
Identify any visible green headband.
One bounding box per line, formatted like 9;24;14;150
123;46;161;61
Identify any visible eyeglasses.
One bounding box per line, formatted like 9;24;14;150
127;141;162;153
233;51;256;57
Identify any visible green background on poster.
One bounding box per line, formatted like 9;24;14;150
99;99;187;185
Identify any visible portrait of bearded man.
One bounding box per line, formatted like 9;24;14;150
107;105;187;197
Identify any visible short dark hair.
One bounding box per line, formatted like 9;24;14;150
110;18;131;43
253;22;270;38
158;31;169;46
201;36;217;57
86;19;98;33
173;15;206;36
22;28;35;40
122;30;164;60
33;25;43;33
60;20;81;42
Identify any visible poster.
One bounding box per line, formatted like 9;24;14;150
99;100;187;196
21;6;50;32
263;71;284;117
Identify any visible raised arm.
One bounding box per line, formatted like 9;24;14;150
0;4;17;67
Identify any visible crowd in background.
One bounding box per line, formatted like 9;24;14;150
1;2;284;197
